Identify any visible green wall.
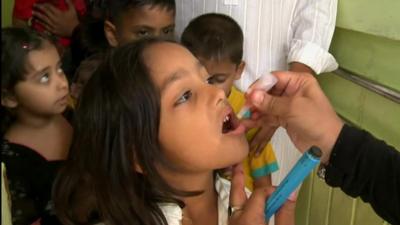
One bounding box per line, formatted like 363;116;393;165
2;0;14;27
296;0;400;225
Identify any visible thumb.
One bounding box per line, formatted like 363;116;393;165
229;163;247;209
248;90;291;117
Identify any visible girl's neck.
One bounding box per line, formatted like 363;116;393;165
5;113;72;161
162;171;219;225
14;111;60;129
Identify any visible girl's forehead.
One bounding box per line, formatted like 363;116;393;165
143;42;198;86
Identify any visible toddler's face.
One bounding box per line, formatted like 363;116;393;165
143;43;248;174
116;5;175;45
9;42;69;116
199;57;243;96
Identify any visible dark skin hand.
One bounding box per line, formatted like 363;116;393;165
248;62;315;155
32;0;79;37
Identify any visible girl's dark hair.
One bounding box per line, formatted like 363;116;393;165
81;0;176;53
181;13;243;65
53;38;185;225
1;27;53;135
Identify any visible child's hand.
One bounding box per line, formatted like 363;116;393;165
248;115;279;155
228;165;296;225
32;0;79;37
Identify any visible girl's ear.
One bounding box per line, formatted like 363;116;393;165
234;61;246;80
104;20;119;47
1;91;18;108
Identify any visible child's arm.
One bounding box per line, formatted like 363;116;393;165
253;175;272;189
249;143;279;189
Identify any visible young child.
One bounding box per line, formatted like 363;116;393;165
68;0;176;100
1;27;72;225
70;53;103;104
81;0;176;54
52;38;251;225
180;13;278;190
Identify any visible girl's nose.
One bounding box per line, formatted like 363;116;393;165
208;84;227;106
57;71;68;90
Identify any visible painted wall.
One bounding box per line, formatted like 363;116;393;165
2;0;14;27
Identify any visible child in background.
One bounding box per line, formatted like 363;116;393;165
53;38;252;225
181;13;278;190
81;0;176;54
70;53;103;104
66;0;176;105
1;27;72;225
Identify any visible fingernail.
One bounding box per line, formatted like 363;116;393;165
252;91;265;106
288;191;297;201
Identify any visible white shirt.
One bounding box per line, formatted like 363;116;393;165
175;0;338;91
159;176;249;225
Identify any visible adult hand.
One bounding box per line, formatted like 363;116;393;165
32;0;79;37
228;164;296;225
246;71;344;163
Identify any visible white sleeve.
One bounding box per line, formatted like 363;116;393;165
288;0;339;74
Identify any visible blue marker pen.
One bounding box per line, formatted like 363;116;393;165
265;146;322;220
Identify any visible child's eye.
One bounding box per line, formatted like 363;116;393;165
162;27;174;35
137;30;150;37
175;90;192;106
39;74;50;83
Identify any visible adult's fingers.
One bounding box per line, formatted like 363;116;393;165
248;90;292;118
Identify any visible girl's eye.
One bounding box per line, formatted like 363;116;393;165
175;90;192;105
39;74;50;83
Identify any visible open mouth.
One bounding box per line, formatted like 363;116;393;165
222;111;240;134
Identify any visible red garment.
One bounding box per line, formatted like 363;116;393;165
13;0;86;46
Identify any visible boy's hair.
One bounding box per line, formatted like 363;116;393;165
104;0;175;24
72;53;103;84
53;38;194;225
1;27;54;134
181;13;243;65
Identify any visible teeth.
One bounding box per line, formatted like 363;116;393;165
224;115;229;122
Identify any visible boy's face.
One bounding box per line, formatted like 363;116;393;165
199;57;244;96
105;5;175;46
143;42;248;174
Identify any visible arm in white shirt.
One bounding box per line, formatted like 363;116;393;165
288;0;339;74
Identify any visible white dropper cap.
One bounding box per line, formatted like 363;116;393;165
237;73;277;119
